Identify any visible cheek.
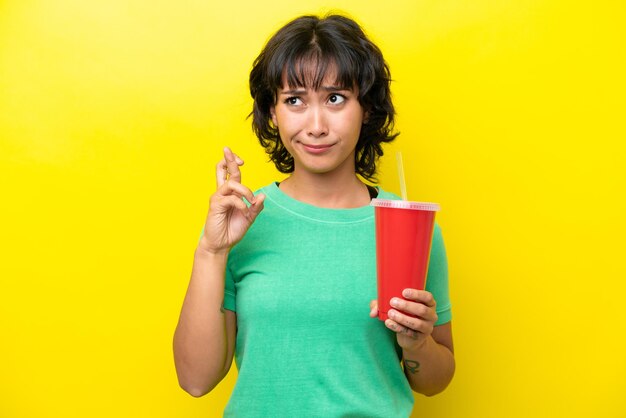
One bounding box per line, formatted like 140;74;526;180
275;123;293;147
275;113;301;136
340;116;363;140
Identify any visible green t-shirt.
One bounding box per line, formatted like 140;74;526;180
223;182;451;417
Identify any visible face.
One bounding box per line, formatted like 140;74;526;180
270;70;365;177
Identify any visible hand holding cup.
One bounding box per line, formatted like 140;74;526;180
369;289;438;351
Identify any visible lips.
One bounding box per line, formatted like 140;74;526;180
300;142;335;154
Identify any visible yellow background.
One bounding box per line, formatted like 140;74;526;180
1;0;625;417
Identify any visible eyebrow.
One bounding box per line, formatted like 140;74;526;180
279;86;352;95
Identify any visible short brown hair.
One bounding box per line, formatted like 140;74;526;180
249;14;398;182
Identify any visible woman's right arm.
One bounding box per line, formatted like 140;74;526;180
173;147;265;397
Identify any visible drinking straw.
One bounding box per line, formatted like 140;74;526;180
396;151;408;201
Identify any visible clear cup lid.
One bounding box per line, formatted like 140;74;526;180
371;198;440;211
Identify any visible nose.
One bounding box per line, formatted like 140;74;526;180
306;107;328;138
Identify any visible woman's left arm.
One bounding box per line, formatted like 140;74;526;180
400;321;455;396
371;288;455;396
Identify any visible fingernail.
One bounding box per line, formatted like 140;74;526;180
402;289;412;297
390;297;400;307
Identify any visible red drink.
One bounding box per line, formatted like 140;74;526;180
371;199;440;321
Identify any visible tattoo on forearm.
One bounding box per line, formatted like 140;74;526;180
404;359;420;374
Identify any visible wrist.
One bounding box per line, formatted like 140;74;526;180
197;235;230;257
195;243;230;260
402;335;434;357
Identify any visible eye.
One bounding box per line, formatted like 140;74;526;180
285;96;302;106
328;94;346;105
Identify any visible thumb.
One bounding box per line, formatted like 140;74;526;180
248;193;266;221
369;299;379;317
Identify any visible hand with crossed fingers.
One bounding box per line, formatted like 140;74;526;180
199;147;265;255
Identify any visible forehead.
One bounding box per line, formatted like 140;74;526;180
279;58;353;91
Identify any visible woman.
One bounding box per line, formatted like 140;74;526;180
174;14;455;417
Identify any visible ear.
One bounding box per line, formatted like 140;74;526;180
363;109;370;124
270;106;277;126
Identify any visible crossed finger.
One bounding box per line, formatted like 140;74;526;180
215;179;257;205
216;146;244;188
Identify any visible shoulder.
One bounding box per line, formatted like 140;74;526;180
254;182;279;196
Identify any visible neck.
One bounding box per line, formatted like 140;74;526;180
280;168;371;209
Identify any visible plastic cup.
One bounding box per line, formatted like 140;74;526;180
371;199;440;321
